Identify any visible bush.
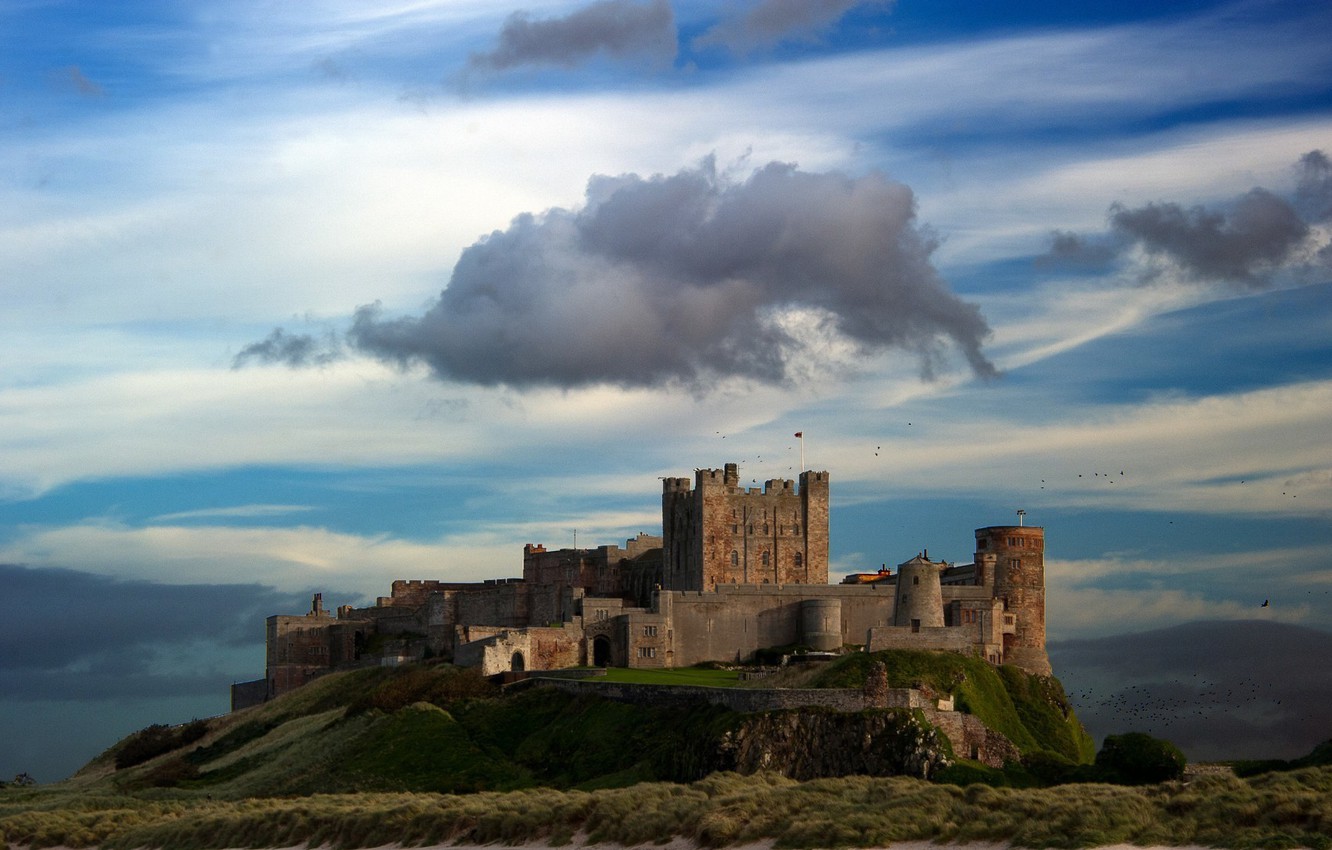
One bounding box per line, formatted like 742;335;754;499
345;665;497;716
1094;732;1186;785
934;761;1009;787
114;719;210;770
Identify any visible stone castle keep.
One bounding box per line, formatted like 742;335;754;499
232;463;1050;709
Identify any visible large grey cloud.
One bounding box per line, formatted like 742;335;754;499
1050;620;1332;761
345;160;997;389
467;0;676;72
1041;150;1331;287
694;0;890;55
1294;149;1332;223
1109;188;1309;287
0;564;333;699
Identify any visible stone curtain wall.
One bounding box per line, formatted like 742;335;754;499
530;678;930;713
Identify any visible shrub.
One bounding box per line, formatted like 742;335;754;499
1094;732;1186;785
114;719;210;770
934;762;1009;787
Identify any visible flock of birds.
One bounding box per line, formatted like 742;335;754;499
1070;674;1299;732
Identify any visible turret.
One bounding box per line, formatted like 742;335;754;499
975;524;1051;675
893;552;944;629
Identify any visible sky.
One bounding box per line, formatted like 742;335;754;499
2;0;1331;782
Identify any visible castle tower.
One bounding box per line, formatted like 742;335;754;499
975;524;1051;675
661;463;829;591
893;553;945;629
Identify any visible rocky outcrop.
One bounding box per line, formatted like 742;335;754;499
672;708;953;781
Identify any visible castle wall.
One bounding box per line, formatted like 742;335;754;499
662;584;896;666
454;626;582;675
230;678;268;711
866;625;975;654
531;677;931;713
266;614;336;669
456;582;529;628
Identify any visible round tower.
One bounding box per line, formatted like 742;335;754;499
975;524;1051;675
893;553;944;630
799;598;842;651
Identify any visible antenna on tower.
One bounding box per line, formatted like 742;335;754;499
1016;509;1026;527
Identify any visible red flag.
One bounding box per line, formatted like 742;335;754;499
794;432;803;438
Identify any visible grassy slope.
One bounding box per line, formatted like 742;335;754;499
66;651;1092;801
809;649;1096;763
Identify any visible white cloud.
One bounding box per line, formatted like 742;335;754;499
151;504;316;522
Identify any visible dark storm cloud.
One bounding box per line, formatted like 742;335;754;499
1294;149;1332;223
347;159;997;389
1050;620;1332;761
1035;230;1119;270
1043;151;1332;287
467;0;676;72
232;327;341;369
694;0;890;54
0;564;328;700
1109;188;1309;287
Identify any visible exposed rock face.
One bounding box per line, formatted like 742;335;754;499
683;708;953;780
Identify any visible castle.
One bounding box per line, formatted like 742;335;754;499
232;463;1050;710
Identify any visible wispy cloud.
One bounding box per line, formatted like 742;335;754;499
150;504;317;522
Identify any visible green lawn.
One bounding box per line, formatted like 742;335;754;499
597;667;742;687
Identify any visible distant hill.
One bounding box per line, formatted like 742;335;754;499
67;650;1091;797
1050;619;1332;760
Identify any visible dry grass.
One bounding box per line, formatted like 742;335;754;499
7;766;1327;850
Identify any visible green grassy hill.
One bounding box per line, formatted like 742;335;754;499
810;649;1096;764
58;650;1093;799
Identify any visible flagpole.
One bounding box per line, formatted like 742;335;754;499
795;431;804;471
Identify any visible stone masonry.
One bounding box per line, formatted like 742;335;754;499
234;463;1051;710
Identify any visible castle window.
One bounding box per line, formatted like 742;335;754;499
639;646;656;658
1008;558;1020;570
794;524;800;534
730;550;739;566
643;625;657;637
761;551;770;567
794;553;802;568
748;525;754;535
732;524;739;534
913;576;919;585
763;524;769;534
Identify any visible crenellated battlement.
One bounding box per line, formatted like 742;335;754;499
239;461;1052;713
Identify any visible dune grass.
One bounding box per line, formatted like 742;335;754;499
4;767;1331;850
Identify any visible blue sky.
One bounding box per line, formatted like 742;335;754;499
2;0;1331;780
